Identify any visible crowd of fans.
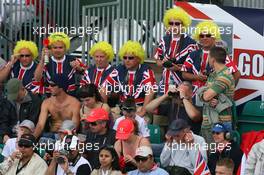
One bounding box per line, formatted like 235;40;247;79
0;6;263;175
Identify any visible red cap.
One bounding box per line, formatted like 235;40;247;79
116;119;134;140
84;108;109;122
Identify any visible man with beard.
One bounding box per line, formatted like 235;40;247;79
34;76;80;139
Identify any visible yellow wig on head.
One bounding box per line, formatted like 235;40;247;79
89;41;115;61
163;7;191;29
193;20;221;41
119;41;145;64
48;32;70;51
13;40;39;60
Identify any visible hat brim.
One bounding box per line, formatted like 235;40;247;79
7;92;18;101
212;128;225;133
166;129;181;136
19;125;34;133
116;132;132;140
18;139;33;147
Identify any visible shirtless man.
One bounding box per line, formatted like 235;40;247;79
34;77;80;138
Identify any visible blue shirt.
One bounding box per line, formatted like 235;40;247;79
128;167;169;175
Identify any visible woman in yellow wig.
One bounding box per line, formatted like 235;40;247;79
182;20;240;92
101;40;156;117
80;41;116;88
0;40;38;90
153;7;198;95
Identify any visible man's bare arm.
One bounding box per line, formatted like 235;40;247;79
34;100;49;138
145;94;168;113
71;100;81;131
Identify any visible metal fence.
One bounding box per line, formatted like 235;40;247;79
81;0;174;64
0;0;80;60
233;0;264;9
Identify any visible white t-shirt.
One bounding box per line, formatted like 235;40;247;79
2;138;17;158
113;115;150;137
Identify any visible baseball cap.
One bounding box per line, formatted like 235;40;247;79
166;119;189;136
84;108;109;122
19;120;35;133
18;134;36;147
212;123;230;133
58;120;76;133
116;118;134;140
62;135;79;150
135;146;153;158
6;78;23;101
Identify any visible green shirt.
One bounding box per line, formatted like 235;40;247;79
207;66;235;98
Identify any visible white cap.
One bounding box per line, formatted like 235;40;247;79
135;146;153;157
62;135;79;150
19;120;35;133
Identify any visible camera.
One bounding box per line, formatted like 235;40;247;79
56;149;69;164
162;58;177;68
168;91;180;97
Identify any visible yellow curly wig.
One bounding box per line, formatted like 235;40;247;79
48;32;70;51
119;41;145;64
193;20;221;41
89;41;115;61
163;7;191;29
13;40;39;60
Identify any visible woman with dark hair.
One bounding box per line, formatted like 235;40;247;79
90;145;122;175
114;119;150;174
77;84;110;133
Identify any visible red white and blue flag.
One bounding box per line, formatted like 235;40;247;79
194;151;211;175
175;2;264;110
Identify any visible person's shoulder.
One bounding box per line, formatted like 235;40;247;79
155;167;169;174
184;34;197;44
5;138;17;145
32;153;48;166
127;169;139;175
193;133;206;144
135;115;145;123
67;95;81;105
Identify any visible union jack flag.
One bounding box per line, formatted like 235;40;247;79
194;151;211;175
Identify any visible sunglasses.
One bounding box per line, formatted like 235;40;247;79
199;34;212;38
20;54;31;58
123;56;135;60
168;21;182;26
89;122;98;126
212;131;221;135
135;156;149;163
18;143;32;148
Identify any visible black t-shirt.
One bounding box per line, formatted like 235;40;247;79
208;141;243;175
76;164;92;175
157;98;202;135
84;128;116;169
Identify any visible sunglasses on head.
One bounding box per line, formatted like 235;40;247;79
212;131;221;135
122;107;136;112
135;156;149;163
168;21;182;26
123;56;135;60
20;54;31;58
199;34;212;38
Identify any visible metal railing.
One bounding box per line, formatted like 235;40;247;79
0;0;80;60
81;0;174;64
233;0;264;9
